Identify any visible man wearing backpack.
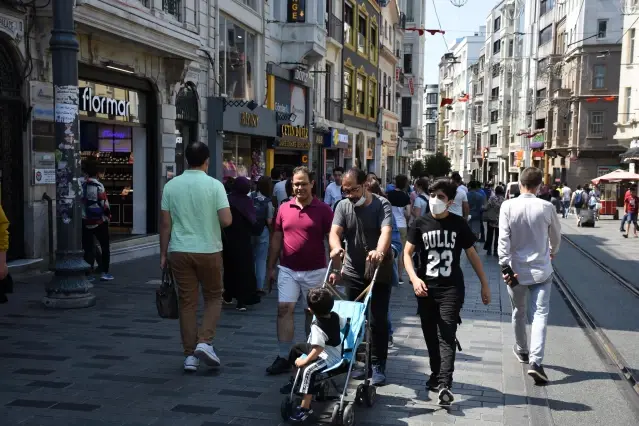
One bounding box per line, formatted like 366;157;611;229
571;185;586;225
81;159;113;281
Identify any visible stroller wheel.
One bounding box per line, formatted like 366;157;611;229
364;385;376;407
330;402;342;425
280;396;293;421
355;383;366;406
342;403;355;426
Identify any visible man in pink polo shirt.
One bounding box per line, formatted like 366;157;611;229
266;166;334;375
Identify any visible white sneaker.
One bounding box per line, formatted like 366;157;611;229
184;355;199;372
194;343;221;367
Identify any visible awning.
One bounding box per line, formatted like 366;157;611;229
620;146;639;162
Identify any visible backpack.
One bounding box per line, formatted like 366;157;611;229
251;193;269;236
417;194;429;216
574;190;584;208
82;180;105;221
588;191;597;207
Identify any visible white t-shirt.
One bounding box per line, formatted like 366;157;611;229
459;184;468;194
448;186;468;217
273;180;288;205
309;315;347;366
413;194;428;217
562;187;572;202
324;182;342;208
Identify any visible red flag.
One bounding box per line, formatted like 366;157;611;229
586;97;599;103
440;98;453;107
604;96;616;101
458;94;469;102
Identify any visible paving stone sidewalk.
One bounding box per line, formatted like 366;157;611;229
0;250;539;426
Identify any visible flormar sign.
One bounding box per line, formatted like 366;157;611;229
80;87;130;117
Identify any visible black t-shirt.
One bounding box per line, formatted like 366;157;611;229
407;212;476;288
386;190;411;208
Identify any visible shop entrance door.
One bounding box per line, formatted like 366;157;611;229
175;83;199;175
0;41;24;261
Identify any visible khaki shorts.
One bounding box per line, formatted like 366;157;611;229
399;227;408;248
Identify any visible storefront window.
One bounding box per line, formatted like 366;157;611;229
219;15;256;101
344;69;353;111
222;135;265;183
356;75;365;115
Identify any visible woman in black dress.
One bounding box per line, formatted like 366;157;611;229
223;176;261;311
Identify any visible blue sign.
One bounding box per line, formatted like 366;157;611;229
324;128;349;149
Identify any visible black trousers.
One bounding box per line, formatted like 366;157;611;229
82;222;111;274
343;276;391;364
484;225;499;253
288;343;327;394
417;285;464;387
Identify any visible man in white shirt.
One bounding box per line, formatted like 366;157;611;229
448;172;469;219
323;167;344;209
561;184;571;218
498;167;561;386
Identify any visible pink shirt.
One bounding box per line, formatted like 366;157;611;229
274;197;334;271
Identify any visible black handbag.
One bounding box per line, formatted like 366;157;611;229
156;266;179;319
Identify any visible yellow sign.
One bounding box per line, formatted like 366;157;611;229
281;124;309;139
301;155;308;163
240;112;259;127
278;139;311;150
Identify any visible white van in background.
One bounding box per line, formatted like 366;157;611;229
505;182;520;199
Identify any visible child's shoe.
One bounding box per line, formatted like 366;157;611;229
289;406;313;423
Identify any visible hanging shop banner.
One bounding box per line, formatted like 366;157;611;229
529;133;544;149
274;77;307;128
287;0;306;23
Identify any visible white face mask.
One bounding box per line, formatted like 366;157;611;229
352;195;366;207
429;196;448;215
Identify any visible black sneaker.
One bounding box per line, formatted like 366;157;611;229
266;356;291;375
437;384;455;406
280;379;294;394
388;335;394;348
222;292;233;305
289;406;313;423
512;345;529;364
527;363;548;385
426;373;438;391
236;303;247;312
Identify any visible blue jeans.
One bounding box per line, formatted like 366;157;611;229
388;255;399;337
562;200;570;218
620;213;629;231
252;227;269;290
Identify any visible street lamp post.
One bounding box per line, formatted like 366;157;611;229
43;0;95;308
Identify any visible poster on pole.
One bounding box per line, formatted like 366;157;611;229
54;85;79;123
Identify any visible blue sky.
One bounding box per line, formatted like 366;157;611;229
423;0;495;83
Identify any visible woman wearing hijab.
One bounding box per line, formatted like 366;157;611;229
222;177;261;311
537;184;552;202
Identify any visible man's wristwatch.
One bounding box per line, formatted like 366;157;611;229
331;269;341;275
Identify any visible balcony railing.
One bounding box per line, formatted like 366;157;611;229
325;98;342;123
326;14;343;44
138;0;149;6
162;0;181;21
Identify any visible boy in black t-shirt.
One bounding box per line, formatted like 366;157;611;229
403;178;491;406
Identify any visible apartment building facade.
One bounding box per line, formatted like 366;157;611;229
614;1;639;173
1;0;239;262
422;84;439;158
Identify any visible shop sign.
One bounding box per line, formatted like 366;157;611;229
287;0;306;23
314;133;324;145
0;12;23;40
326;128;349;148
597;165;620;176
33;168;55;185
80;87;130;117
532;151;544;159
291;68;309;85
280;124;309;139
240;111;259;127
274;78;306;128
277;139;311;150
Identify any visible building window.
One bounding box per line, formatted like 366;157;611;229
625;87;632;119
344;2;354;47
401;97;412;127
494;16;501;32
357;13;367;55
477;106;482;122
368;79;377;119
629;29;636;63
588;111;604;136
382;73;387;109
508;40;514;57
356;74;365;115
491;86;499;99
387;76;392;110
492;64;500;78
237;0;256;10
427;93;437;105
490;134;497;146
490;110;498;123
343;69;354;111
162;0;182;21
593;65;606;89
597;20;607;38
406;0;414;22
404;44;413;74
369;23;378;63
540;0;554;16
493;39;501;55
218;15;256;101
539;25;552;46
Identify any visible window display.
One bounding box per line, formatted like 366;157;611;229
81;122;134;233
218;15;256;101
222;134;266;183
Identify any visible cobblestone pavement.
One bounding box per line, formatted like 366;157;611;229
0;250;541;426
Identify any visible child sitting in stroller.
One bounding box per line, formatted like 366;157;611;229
281;287;346;423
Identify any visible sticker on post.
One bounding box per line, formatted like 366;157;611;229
54;85;79;123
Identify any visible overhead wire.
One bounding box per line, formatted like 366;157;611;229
430;0;449;51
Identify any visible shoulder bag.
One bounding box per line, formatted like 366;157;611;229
156;266;179;319
354;211;393;284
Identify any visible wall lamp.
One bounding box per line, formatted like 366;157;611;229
104;61;135;74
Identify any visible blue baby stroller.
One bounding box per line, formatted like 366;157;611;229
280;260;379;425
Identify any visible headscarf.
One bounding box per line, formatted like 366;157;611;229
539;184;550;196
227;176;256;224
